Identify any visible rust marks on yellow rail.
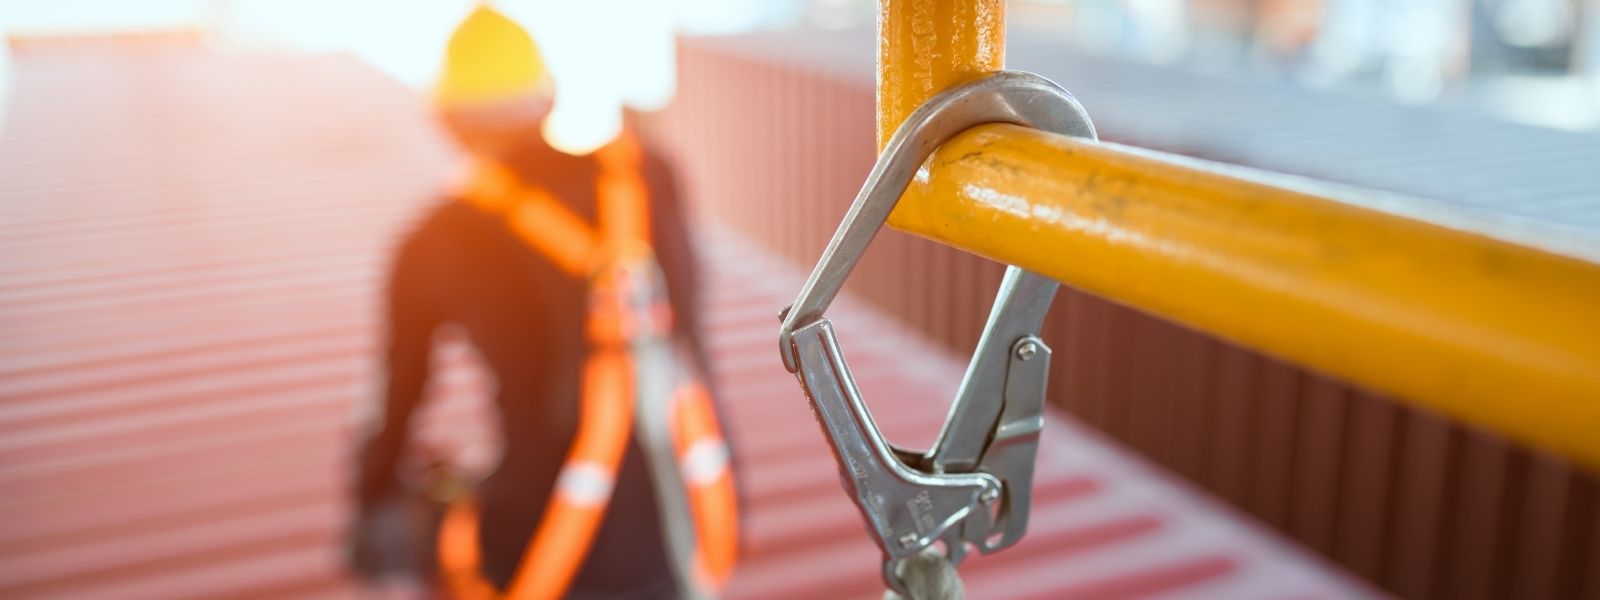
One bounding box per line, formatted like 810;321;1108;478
876;0;1005;151
877;0;1004;230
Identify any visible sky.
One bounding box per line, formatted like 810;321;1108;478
0;0;804;150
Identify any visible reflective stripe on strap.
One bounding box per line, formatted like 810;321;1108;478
554;461;617;506
680;438;731;486
501;350;634;600
438;350;636;600
671;381;741;589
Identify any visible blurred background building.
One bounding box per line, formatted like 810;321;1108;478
5;0;1600;131
2;1;1598;599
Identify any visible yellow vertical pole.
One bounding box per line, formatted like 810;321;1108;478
876;0;998;149
876;0;1007;149
878;0;1006;222
876;0;1006;148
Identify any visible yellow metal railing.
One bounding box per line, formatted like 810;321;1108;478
876;0;1600;470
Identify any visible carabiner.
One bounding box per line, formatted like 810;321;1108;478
776;71;1097;594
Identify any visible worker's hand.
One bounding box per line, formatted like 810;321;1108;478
346;489;440;585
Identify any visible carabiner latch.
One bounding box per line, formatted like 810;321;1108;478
776;71;1097;594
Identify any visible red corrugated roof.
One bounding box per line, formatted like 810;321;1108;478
0;46;1378;599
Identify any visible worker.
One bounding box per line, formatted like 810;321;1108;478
346;4;739;598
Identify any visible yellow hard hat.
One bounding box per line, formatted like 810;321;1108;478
435;4;548;108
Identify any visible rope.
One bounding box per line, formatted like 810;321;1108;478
882;548;964;600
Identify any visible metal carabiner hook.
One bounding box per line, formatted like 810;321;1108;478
776;71;1097;593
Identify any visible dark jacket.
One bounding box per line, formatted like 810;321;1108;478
357;128;709;597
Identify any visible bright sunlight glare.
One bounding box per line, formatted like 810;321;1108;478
0;0;726;155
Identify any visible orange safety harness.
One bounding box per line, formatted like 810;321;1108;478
438;132;739;599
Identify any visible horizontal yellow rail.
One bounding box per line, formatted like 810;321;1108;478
874;0;1600;469
887;122;1600;469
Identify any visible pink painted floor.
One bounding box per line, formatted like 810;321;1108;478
0;44;1378;599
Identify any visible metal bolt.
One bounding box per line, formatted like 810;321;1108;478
980;488;1000;505
898;532;920;548
1015;340;1038;361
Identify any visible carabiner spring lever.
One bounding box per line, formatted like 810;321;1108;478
777;71;1096;596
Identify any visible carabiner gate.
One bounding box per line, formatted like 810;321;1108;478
776;71;1097;594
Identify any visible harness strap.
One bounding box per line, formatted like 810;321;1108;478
671;382;739;587
514;348;635;598
439;132;737;599
462;132;647;277
438;504;496;599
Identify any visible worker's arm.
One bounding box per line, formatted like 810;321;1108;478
355;236;441;510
